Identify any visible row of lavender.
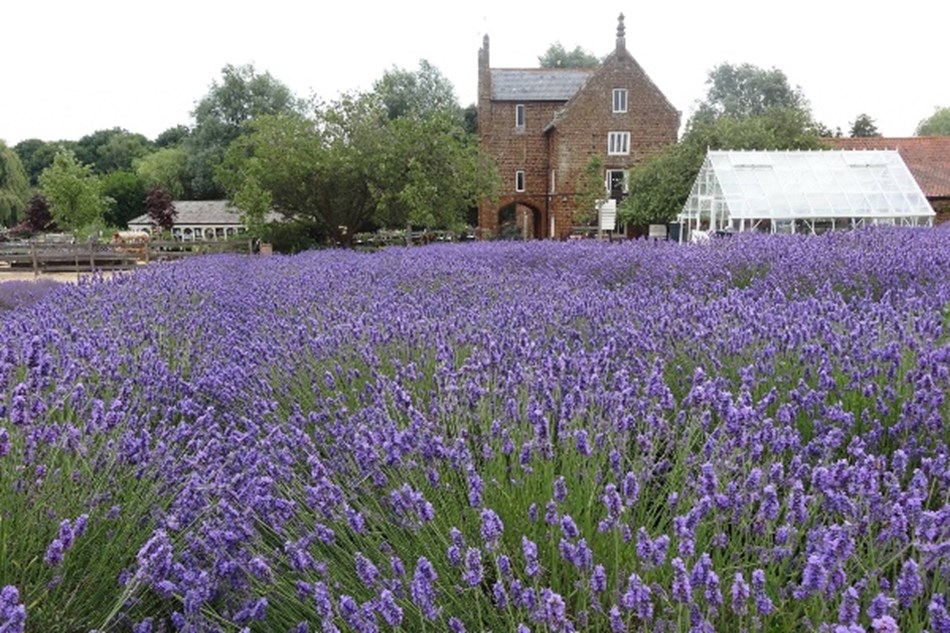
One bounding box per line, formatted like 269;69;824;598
1;229;949;632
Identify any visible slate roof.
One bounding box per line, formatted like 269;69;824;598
128;200;280;226
822;137;950;199
490;68;594;101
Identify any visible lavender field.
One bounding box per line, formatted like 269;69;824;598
1;229;949;633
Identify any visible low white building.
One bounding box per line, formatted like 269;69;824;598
679;150;934;237
128;200;278;241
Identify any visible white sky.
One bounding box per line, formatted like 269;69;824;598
3;1;948;146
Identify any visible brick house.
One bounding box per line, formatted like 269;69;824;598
477;15;680;239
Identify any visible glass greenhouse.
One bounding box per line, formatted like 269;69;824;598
679;150;934;236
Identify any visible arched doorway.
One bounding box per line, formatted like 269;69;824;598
498;202;542;240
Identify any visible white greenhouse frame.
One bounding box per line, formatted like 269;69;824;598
678;150;934;237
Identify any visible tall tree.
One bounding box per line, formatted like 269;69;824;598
101;170;146;227
144;186;177;231
690;62;808;126
13;138;67;187
134;147;190;199
0;140;30;227
187;63;303;199
619;65;820;228
538;42;600;68
155;125;190;148
75;128;154;173
916;106;950;136
373;60;460;121
38;149;106;230
849;113;881;138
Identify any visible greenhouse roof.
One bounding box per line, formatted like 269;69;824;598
681;150;935;224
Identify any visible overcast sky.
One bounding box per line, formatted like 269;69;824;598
3;1;948;146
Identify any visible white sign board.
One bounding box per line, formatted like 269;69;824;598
597;199;617;232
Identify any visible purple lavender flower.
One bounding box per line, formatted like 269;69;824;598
448;616;466;633
354;552;379;588
731;572;750;616
411;557;439;621
672;557;692;604
752;568;774;616
871;615;900;633
492;580;508;608
553;476;567;503
522;536;540;578
591;564;607;593
463;547;483;586
0;586;25;633
497;554;511;578
929;597;950;633
480;508;504;549
376;589;402;627
560;514;579;540
896;559;922;608
609;605;625;633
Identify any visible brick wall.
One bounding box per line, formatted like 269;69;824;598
477;28;680;239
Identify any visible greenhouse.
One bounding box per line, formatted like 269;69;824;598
679;149;934;236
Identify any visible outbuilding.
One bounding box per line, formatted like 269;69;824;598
679;149;934;237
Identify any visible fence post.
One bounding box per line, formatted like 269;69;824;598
30;241;38;277
145;240;150;264
89;240;95;270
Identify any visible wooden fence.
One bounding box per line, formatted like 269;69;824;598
0;239;255;275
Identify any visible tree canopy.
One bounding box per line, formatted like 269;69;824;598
849;113;881;138
916;106;950;136
75;128;154;173
690;62;808;126
100;170;146;227
134;147;190;200
187;63;304;199
0;140;30;227
618;63;821;228
219;61;498;246
38;149;106;230
13;139;68;187
538;42;600;68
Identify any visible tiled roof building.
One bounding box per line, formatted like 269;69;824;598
477;15;680;239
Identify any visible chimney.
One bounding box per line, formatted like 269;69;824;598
616;13;626;52
478;35;491;136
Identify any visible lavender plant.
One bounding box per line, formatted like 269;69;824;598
1;228;949;631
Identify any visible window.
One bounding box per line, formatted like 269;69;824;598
612;89;628;113
606;169;629;200
608;132;630;155
515;104;525;129
515;170;525;192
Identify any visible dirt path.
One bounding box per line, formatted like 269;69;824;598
0;271;116;284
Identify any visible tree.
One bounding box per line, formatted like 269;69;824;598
690;62;808;125
38;150;106;230
155;125;190;148
849;113;881;137
0;140;30;227
617;66;821;226
24;194;53;232
187;64;303;199
13;138;67;187
75;128;154;173
373;60;461;121
134;147;190;199
538;42;600;68
916;106;950;136
100;170;146;227
573;155;605;226
144;186;177;231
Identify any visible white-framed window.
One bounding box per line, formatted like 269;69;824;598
607;131;630;155
515;104;525;129
612;89;628;113
515;170;525;192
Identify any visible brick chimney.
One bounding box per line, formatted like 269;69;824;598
478;35;491;136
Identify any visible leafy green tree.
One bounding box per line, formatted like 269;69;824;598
134;147;190;199
187;63;303;199
155;125;190;148
849;113;881;137
538;42;600;68
690;62;808;125
13;138;67;187
573;155;605;226
616;61;820;229
231;170;272;239
916;106;950;136
75;128;154;173
38;149;106;230
0;140;30;227
100;170;146;227
144;186;177;231
373;60;460;121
